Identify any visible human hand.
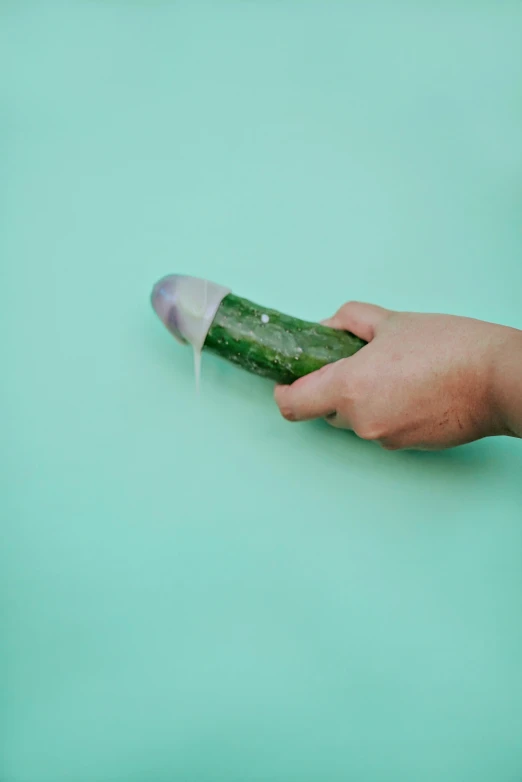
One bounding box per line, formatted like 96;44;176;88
274;302;522;451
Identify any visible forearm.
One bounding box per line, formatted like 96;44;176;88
493;327;522;439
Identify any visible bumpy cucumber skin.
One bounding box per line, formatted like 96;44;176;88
203;294;367;384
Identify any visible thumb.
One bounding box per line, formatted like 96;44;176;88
274;362;342;423
322;301;391;342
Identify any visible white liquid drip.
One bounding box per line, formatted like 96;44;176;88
194;347;202;394
155;275;231;391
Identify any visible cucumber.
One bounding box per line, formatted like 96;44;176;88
150;275;367;385
204;293;366;384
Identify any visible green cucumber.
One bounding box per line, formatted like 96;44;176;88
204;293;366;384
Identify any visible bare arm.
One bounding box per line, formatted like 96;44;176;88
274;302;522;451
493;330;522;440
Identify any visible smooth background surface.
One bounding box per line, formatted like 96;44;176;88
2;2;522;780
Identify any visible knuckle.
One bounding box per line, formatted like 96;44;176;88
380;440;401;451
344;378;364;406
342;364;371;402
355;420;388;442
356;427;380;442
338;378;361;409
338;300;359;316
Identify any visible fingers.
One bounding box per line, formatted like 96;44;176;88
274;362;342;422
324;411;353;430
322;301;391;342
274;300;391;426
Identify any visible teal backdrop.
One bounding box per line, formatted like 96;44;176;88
2;2;522;781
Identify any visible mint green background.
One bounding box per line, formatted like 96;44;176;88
2;2;522;781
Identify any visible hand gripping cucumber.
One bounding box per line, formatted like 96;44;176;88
151;275;366;385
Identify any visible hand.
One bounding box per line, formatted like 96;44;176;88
274;302;522;451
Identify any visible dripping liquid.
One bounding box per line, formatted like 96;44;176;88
194;347;202;395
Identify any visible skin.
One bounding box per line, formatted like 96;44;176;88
274;301;522;451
